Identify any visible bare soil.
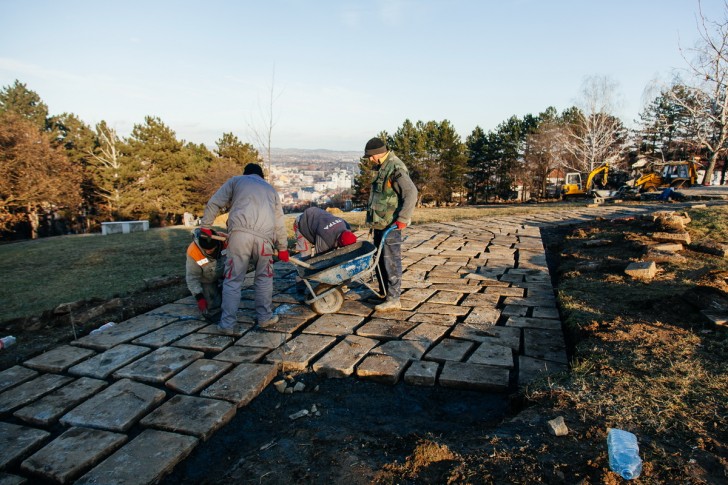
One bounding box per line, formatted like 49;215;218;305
2;214;726;484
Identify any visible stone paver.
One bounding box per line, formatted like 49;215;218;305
313;335;378;378
71;313;179;350
303;314;364;336
75;429;198;485
60;379;166;432
20;427;127;484
200;363;278;406
356;354;408;384
439;361;510;391
213;345;269;364
404;360;439;386
165;359;234;395
22;345;96;373
265;334;336;371
356;318;416;340
140;395;236;441
132;320;208;347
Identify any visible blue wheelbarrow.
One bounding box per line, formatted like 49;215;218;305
287;226;395;314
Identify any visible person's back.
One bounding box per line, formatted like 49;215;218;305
207;174;284;243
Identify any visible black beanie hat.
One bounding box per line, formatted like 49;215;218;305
243;163;264;178
364;137;387;157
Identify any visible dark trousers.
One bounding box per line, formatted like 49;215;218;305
373;228;402;300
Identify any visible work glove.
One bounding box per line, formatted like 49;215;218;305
277;250;290;263
393;221;407;230
195;294;208;313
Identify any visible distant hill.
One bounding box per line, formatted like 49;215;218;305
271;147;360;163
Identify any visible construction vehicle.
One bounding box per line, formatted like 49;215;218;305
633;159;701;192
561;163;624;199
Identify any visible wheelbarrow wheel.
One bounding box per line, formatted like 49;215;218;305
311;288;344;314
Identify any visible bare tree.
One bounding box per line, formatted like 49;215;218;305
671;1;728;185
87;121;123;218
524;121;570;197
248;67;283;181
562;75;629;173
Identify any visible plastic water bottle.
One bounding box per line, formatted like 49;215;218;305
607;428;642;480
90;322;116;335
0;336;17;350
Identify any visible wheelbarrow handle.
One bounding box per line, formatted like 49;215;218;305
281;252;315;269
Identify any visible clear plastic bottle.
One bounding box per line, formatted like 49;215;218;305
607;428;642;480
0;336;17;350
90;322;116;335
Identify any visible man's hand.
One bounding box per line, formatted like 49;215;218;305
393;221;407;230
277;250;290;263
195;294;208;313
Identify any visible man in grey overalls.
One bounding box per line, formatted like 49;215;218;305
200;163;289;329
363;137;417;312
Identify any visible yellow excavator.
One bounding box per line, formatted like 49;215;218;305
561;163;611;199
634;159;701;192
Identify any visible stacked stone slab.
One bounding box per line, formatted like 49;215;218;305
0;203;676;483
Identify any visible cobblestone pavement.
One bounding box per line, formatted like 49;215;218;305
0;202;715;484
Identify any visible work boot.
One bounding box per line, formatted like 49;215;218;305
258;315;280;327
374;298;401;312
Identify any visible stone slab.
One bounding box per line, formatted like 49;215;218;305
438;361;510;392
0;374;73;415
523;328;568;364
337;300;375;317
625;261;657;280
0;422;50;470
60;378;166;432
148;303;201;317
75;429;198;485
20;427;127;484
303;314;365;336
400;288;437;302
312;335;379;378
68;344;152;379
371;309;415;321
132;320;208;347
505;316;562;330
140;394;236;441
257;316;310;334
417;302;470;316
71;313;179;350
113;347;204;384
199;322;253;336
171;333;235;353
398;299;421;311
427;283;480;293
0;366;38;394
14;377;108;426
356;354;408;384
356;318;416;340
22;345;96;373
425;338;475;363
407;312;458;326
450;323;522;351
272;303;318;321
468;342;514;368
518;355;568;386
463;306;501;325
427;291;463;305
213;345;269;363
201;363;278;407
531;307;560;319
165;359;234;395
484;286;525;297
404;360;439;386
502;305;529;317
265;334;336;371
235;330;289;349
402;322;449;345
371;340;428;361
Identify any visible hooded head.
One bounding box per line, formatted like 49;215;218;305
194;228;223;259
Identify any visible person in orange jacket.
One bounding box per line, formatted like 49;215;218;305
185;228;227;321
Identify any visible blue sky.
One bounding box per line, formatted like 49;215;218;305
0;0;723;151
